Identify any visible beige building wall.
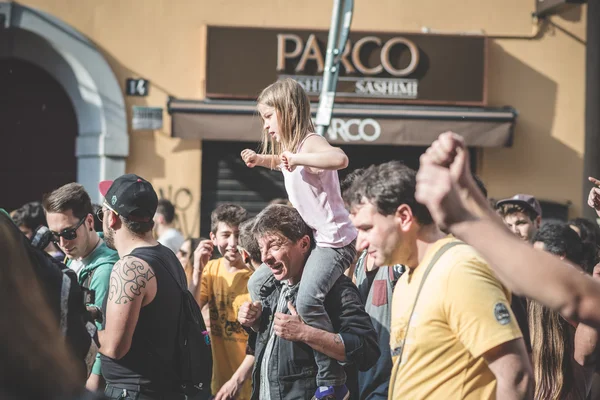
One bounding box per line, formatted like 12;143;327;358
18;0;588;231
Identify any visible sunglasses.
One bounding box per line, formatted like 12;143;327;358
50;217;87;241
96;204;118;222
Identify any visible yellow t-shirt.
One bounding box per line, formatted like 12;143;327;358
389;237;523;400
200;258;253;399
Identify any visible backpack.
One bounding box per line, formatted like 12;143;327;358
0;211;97;379
32;251;98;377
144;252;213;397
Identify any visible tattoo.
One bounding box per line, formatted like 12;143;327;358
334;334;342;344
108;257;155;304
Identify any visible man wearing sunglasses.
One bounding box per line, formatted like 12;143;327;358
43;182;120;393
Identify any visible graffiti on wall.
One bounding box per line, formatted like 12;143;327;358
157;185;200;238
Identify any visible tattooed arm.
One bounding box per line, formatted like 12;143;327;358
98;256;157;359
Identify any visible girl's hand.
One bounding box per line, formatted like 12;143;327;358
281;151;296;172
241;149;259;168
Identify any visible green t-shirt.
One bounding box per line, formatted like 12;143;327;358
67;238;119;375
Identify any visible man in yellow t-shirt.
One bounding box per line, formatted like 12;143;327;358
189;204;254;400
345;161;533;399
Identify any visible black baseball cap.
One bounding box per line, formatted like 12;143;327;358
496;194;542;218
99;174;158;222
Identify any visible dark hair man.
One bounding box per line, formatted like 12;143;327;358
341;169;404;400
238;204;380;400
97;174;186;400
414;132;600;362
496;194;542;242
346;161;532;399
43;183;119;391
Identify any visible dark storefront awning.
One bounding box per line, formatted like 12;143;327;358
168;99;517;147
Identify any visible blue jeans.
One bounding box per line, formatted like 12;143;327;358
248;241;356;386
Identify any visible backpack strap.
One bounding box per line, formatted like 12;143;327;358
296;133;319;152
130;250;189;388
140;250;187;294
392;241;465;364
83;268;95;290
388;241;465;397
60;273;71;336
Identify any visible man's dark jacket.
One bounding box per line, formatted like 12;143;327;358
250;274;380;400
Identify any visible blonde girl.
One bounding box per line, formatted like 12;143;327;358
241;78;356;400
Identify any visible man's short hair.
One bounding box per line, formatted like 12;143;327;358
239;217;261;264
568;218;600;273
42;183;93;220
569;217;600;247
210;204;248;234
496;204;538;222
341;168;367;204
533;221;583;266
346;161;434;225
253;205;314;246
156;199;176;224
122;218;154;236
12;202;47;231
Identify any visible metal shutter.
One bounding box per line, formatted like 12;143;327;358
200;141;287;237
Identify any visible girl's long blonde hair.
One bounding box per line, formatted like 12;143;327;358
257;78;315;166
529;300;586;400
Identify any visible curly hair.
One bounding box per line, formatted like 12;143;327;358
210;204;248;233
345;161;433;225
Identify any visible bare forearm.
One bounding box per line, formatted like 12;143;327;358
231;355;255;384
98;330;130;359
85;372;104;392
575;323;599;367
301;325;346;362
256;155;281;169
485;340;533;400
293;151;348;170
188;268;201;293
452;218;600;328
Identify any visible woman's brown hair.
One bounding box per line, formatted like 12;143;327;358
529;300;586;400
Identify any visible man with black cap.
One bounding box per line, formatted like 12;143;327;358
97;174;187;400
495;194;543;356
496;194;542;243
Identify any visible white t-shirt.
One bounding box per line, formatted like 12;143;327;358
158;228;185;254
68;238;103;278
68;259;85;277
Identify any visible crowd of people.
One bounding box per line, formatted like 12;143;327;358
4;78;600;400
